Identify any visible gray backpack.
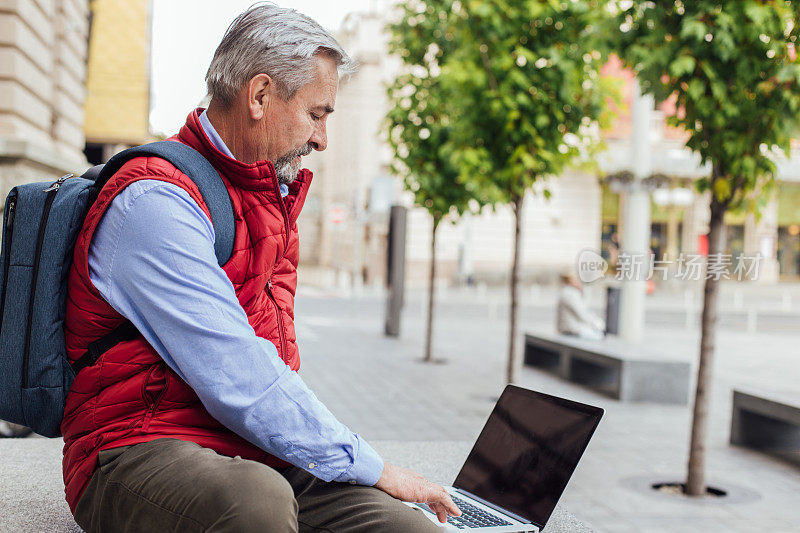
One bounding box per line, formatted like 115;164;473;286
0;141;234;437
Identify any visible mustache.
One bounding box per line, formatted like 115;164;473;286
277;143;313;165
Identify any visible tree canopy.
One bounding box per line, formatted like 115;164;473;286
612;0;800;210
386;0;477;225
386;0;617;215
443;0;616;203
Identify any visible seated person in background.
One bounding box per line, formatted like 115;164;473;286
556;271;606;340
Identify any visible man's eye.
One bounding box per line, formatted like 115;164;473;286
311;113;321;121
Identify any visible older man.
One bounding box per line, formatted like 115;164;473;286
61;4;458;531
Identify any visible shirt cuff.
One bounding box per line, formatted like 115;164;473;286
334;435;384;486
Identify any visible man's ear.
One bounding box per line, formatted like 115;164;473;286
247;73;272;120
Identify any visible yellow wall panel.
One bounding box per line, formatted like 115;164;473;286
84;0;151;143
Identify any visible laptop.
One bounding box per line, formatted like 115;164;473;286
410;385;603;531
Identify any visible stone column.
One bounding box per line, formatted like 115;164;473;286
618;81;653;344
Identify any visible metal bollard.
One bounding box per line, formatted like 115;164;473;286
746;308;757;333
385;206;407;337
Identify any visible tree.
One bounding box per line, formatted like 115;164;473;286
612;0;800;496
441;0;615;383
385;2;479;362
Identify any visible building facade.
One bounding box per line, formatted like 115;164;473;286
0;0;90;199
304;9;800;286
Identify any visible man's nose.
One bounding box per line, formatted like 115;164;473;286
310;125;327;152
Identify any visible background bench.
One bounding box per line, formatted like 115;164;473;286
524;331;691;404
730;388;800;465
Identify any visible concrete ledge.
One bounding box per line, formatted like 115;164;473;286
524;330;691;404
0;438;592;532
730;388;800;465
0;138;88;175
0;438;79;532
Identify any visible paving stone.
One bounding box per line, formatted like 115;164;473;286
294;283;800;532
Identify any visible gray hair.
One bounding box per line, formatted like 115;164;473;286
206;2;355;106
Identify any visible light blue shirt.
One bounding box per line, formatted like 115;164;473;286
86;115;383;486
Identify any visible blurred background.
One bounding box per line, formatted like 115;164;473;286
6;0;799;287
1;1;799;532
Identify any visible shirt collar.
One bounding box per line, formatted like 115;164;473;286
198;109;234;159
198;109;289;198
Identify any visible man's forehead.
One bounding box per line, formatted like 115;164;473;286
298;57;339;108
303;92;336;114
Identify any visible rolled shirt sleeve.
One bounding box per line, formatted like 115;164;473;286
87;179;384;486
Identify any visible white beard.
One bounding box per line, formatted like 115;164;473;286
274;156;302;185
274;143;312;185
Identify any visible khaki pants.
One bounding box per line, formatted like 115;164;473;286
74;438;441;533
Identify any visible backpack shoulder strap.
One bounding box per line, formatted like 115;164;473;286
71;142;236;376
71;321;140;375
93;141;234;267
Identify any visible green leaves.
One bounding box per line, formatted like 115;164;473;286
680;19;708;43
386;0;615;215
687;78;705;100
450;0;612;202
385;1;478;221
744;3;768;26
611;0;800;213
669;55;696;77
713;177;732;203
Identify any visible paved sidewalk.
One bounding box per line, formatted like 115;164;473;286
294;285;800;533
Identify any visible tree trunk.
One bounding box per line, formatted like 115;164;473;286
424;218;439;362
507;194;524;384
686;180;727;496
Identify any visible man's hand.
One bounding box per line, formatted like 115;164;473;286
374;462;462;523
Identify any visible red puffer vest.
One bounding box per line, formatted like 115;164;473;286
60;109;312;512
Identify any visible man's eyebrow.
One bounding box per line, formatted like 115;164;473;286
314;104;335;114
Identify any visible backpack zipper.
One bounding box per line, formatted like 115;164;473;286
22;175;72;387
0;196;17;340
266;279;287;359
42;173;73;193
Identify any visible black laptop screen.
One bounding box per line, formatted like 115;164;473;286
453;386;602;528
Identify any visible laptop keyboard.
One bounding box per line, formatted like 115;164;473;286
418;494;513;529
